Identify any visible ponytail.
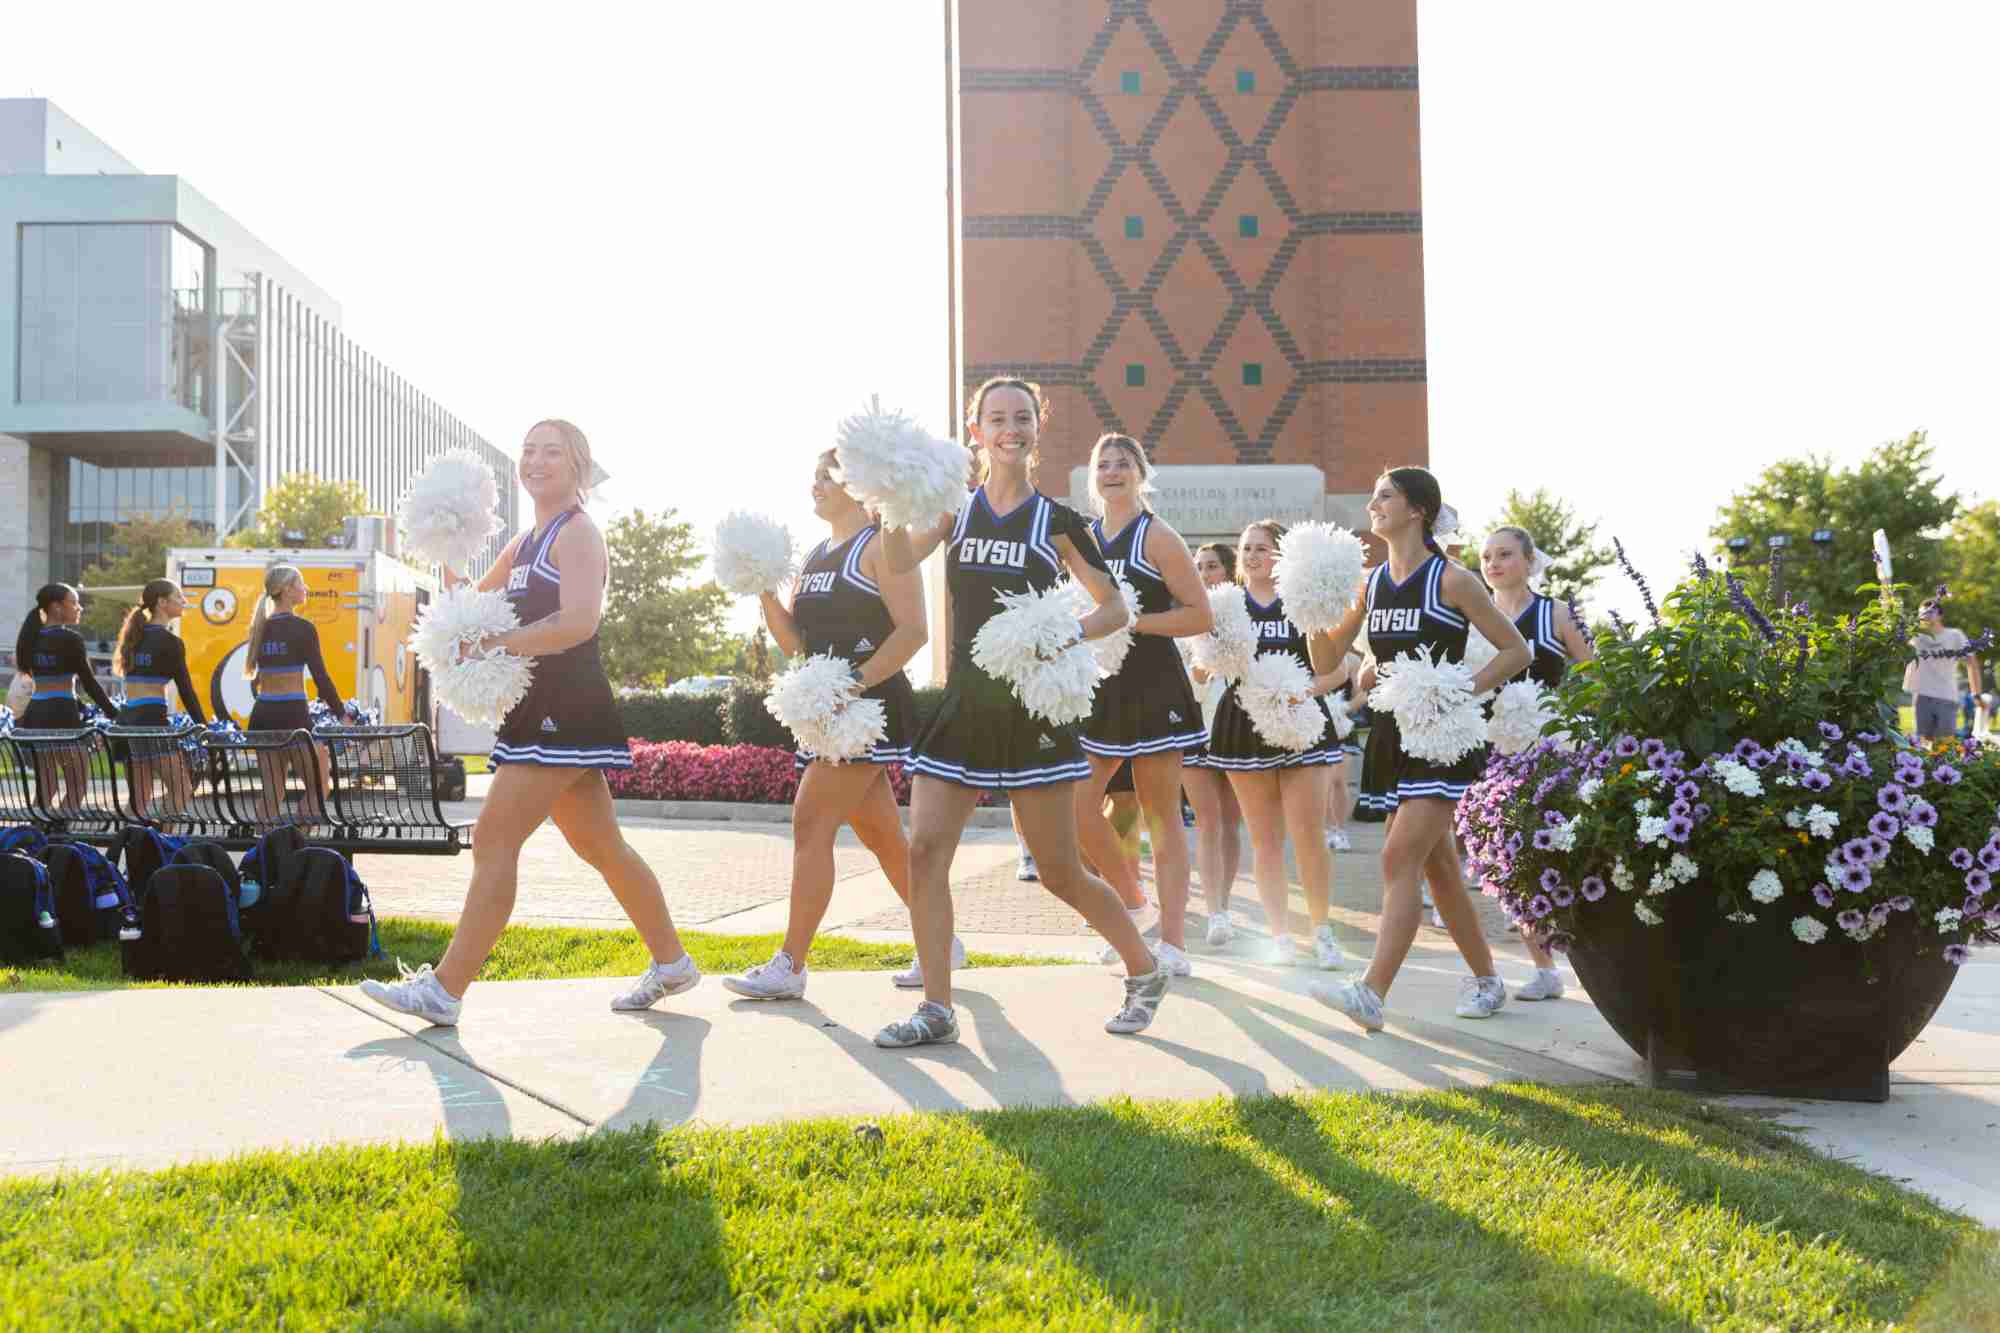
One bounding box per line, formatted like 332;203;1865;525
244;565;301;680
15;584;74;674
114;579;182;677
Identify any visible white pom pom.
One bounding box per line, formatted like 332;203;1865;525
410;586;535;727
1489;679;1555;755
1461;624;1500;677
1237;653;1328;752
832;396;968;532
1067;577;1140;676
1331;703;1356;741
971;585;1102;726
712;512;796;597
1272;522;1367;635
1187;586;1256;683
1370;645;1485;764
399;450;503;569
764;653;888;763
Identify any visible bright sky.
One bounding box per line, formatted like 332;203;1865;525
8;2;1998;651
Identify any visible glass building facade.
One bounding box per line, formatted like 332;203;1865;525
50;458;249;582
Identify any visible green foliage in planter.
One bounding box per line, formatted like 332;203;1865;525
617;692;727;746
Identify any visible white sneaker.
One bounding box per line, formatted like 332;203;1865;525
611;953;701;1011
1310;977;1384;1032
721;950;807;1001
1420;883;1435;909
359;960;461;1027
1455;975;1506;1019
1430;908;1446;929
1331;829;1352;852
1312;923;1346;970
1515;968;1565;1002
1205;909;1236;948
1016;853;1039;882
1154;941;1193;977
892;936;966;989
1269;935;1297;967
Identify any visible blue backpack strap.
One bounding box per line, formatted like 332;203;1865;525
344;859;381;958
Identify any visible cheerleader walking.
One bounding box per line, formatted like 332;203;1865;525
14;583;116;811
242;565;344;822
1309;468;1530;1029
112;579;207;815
1477;525;1592;999
1075;434;1212;975
363;419;695;1025
1204;522;1350;968
875;377;1165;1048
1184;544;1246;945
723;452;928;1000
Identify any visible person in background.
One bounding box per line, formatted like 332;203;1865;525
1183;543;1246;946
1908;599;1980;741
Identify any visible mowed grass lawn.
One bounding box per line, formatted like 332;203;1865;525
1;1084;1993;1331
0;920;1050;993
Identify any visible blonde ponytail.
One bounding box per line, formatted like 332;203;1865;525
243;565;301;680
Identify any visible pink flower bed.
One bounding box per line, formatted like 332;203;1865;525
609;741;919;805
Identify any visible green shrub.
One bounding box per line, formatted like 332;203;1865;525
722;682;794;749
617;692;726;746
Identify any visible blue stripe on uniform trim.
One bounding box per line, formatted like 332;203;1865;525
1078;727;1211;758
1422;556;1468;629
1394;779;1470;803
793;743;911;772
490;741;633;769
903;751;1090;789
1197;747;1344;771
1027;495;1062;574
841;526;881;595
528;508;578;582
1126;512;1163;582
30;690;75;700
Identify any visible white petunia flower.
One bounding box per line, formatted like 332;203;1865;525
1712;758;1764;797
1748;868;1784;903
1634;900;1663;925
1612;859;1635;893
1669;853;1700;884
1547;817;1578;853
1577;778;1602;806
1633;769;1661;786
1806;805;1840;839
1648;870;1672;895
1725;910;1758;924
1632;797;1655;816
1905;824;1935;854
1936;907;1964;933
1792;916;1828;943
1637;815;1668;844
1784;809;1805;829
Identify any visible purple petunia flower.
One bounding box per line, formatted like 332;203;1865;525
1539;867;1564;892
1507;833;1525;854
1867;835;1893;862
1801;770;1833;792
1665;815;1694;843
1945;943;1972;965
1592;752;1614;771
1642;738;1667;760
1693;802;1712;822
1840;863;1873;893
1979;844;2000;873
1646;751;1670;771
1934;764;1963;786
1899;766;1926;790
1968;869;1992;896
1663;766;1686;785
1840;753;1872;778
1550;884;1577;907
1877;783;1907;813
1910;802;1939;829
1869;903;1893;925
1733;737;1760;760
1858;730;1882;743
1950;847;1975;870
1528;894;1554;919
1544;810;1567;827
1819;722;1843;742
1580;876;1607;902
1868;812;1902;840
1966;895;1987;917
1614;735;1640;758
1532;829;1558;851
1890;895;1915;912
1812;883;1837;908
1675;781;1700;802
1837;909;1865;932
1840;838;1874;867
1668;799;1692;819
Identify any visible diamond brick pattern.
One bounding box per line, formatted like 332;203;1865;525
960;1;1424;466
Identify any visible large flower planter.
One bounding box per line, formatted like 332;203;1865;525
1564;891;1962;1102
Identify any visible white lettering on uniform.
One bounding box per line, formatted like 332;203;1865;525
798;571;837;595
960;538;1027;569
1106;559;1129;581
1256;619;1295;641
1368;607;1422;635
507;567;531;592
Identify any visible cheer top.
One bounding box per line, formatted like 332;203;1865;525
252;613;344;711
1510;593;1568;689
793;525;895;667
122;623;207;723
27;625;116;712
945;487;1107;671
1363;553;1469;668
1245;587;1318;678
503;506;605;662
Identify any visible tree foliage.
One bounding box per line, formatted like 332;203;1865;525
76;512;208;639
228;473;372;550
597;509;734;688
1942;499;2000;657
1467;487;1616;602
1707;431;1957;620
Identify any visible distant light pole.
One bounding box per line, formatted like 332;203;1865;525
1721;529;1838;613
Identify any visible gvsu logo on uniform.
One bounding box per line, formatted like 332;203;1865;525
1106;558;1129;581
797;571;838;596
958;538;1028;570
1369;607;1423;635
507;567;532;593
1255;619;1296;641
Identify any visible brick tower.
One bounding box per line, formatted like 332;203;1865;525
945;0;1427;533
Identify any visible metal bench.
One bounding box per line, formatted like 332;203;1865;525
2;723;468;854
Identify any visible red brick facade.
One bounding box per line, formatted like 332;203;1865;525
948;0;1428;505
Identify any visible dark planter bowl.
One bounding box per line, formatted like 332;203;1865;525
1564;889;1961;1102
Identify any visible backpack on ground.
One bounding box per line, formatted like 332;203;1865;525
237;826;305;958
0;851;62;964
122;863;249;982
264;848;378;964
109;826;186;901
0;828;48;860
43;842;139;948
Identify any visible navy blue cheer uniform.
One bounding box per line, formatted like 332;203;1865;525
247;613;344;732
1511;592;1569;689
490;505;631;770
1364;552;1480;806
906;487;1108;789
117;623;207;728
1202;589;1340;771
1080;511;1205;762
22;625;115;728
789;523;916;769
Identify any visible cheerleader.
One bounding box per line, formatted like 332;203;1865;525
722;451;927;1000
1204;521;1349;969
242;565;343;822
14;583;115;811
363;418;696;1025
1075;434;1212;975
1477;525;1592;1000
875;377;1165;1047
1184;543;1247;945
1309;467;1530;1029
112;579;206;815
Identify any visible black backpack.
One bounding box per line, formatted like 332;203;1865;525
261;848;376;964
123;864;249;983
0;827;49;860
0;852;63;964
109;826;186;901
238;826;306;959
43;843;139;949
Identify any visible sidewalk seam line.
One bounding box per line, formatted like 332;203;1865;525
314;987;600;1131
